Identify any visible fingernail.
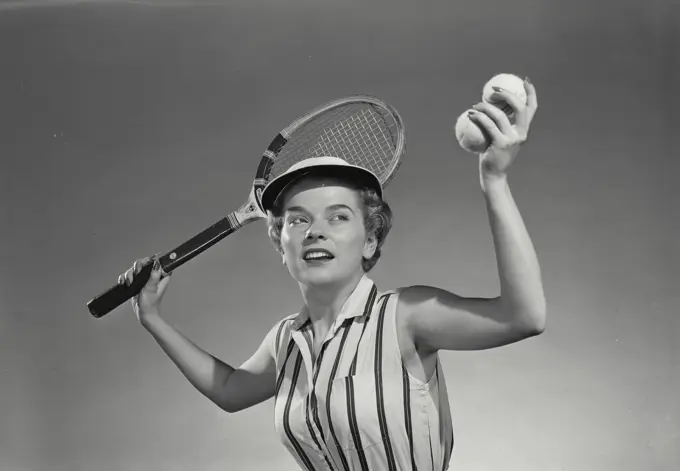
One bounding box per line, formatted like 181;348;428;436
524;76;532;84
153;259;160;271
467;110;476;117
492;86;504;92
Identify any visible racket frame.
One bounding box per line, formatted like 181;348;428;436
87;95;404;318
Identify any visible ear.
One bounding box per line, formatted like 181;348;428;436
363;232;378;260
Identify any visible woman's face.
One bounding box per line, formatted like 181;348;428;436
279;177;376;288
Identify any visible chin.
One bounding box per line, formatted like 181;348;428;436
291;264;352;287
298;271;341;287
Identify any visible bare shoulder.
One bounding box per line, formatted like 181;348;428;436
394;284;460;324
393;284;452;347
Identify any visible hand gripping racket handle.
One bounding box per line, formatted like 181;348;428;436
87;263;155;318
86;221;234;318
87;218;238;318
87;195;264;318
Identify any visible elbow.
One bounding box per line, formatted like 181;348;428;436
513;316;545;340
510;304;546;337
523;307;547;336
504;297;547;337
529;316;546;336
524;293;547;335
533;297;548;334
216;393;246;414
218;401;240;414
212;391;241;414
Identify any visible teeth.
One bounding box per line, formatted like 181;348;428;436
304;251;332;260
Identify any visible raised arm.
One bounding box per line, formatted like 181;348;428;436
399;78;546;353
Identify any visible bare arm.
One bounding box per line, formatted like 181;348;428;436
399;288;541;352
142;313;276;413
400;180;546;351
400;78;546;353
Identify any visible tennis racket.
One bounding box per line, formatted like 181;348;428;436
87;95;405;318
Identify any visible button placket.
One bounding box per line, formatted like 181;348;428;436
297;324;338;469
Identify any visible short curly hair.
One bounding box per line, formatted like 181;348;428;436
266;186;393;272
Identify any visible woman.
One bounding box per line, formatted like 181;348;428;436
119;79;544;470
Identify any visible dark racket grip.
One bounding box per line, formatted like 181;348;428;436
87;263;154;318
87;208;255;318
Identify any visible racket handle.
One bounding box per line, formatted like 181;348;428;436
87;210;256;319
87;263;154;318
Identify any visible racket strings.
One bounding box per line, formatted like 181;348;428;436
315;108;393;171
270;104;400;182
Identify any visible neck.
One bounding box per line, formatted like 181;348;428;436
300;271;365;328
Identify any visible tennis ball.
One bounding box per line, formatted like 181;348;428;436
482;73;527;120
455;111;489;154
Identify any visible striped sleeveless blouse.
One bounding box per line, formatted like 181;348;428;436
267;275;454;470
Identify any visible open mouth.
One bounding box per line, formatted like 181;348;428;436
302;249;335;262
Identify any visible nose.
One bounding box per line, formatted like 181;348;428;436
305;224;326;241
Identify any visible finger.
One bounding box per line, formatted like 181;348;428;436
156;273;172;296
524;77;538;122
472;102;513;135
123;267;132;286
485;85;526;108
486;87;527;125
127;262;139;285
134;257;153;274
144;271;161;291
467;110;505;144
123;256;153;286
144;258;165;289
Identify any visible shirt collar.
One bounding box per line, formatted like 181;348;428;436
291;274;376;331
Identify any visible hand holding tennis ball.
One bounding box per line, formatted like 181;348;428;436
455;74;538;185
482;73;527;122
455;73;531;154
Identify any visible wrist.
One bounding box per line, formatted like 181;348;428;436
480;171;508;194
140;309;162;328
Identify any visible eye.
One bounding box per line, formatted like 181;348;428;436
288;215;308;225
330;213;350;222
